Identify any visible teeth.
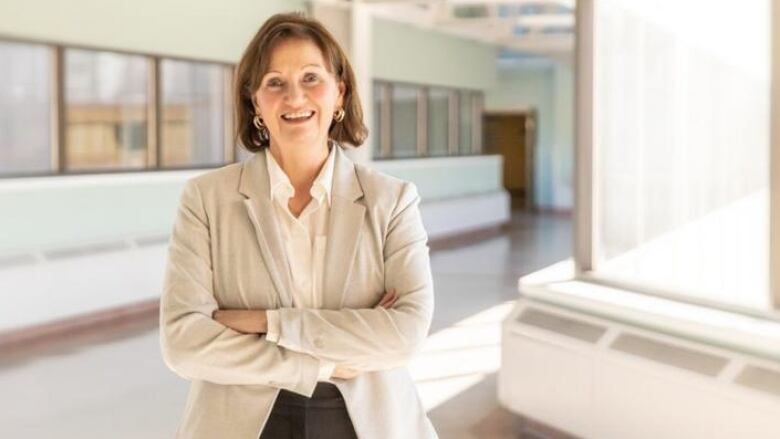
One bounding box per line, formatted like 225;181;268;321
282;111;314;120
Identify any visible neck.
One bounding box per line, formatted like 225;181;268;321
268;138;331;195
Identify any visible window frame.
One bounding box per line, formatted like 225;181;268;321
0;37;236;178
373;79;484;160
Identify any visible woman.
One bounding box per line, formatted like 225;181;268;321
159;12;438;439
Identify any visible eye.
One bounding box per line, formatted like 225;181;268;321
265;78;283;88
303;72;319;83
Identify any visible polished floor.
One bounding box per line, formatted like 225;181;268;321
0;210;572;439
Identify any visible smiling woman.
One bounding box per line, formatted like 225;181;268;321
234;13;367;153
159;11;438;439
253;38;345;162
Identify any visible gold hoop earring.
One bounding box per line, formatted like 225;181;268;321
253;115;269;142
334;108;345;123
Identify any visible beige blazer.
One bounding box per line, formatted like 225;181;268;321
159;145;438;439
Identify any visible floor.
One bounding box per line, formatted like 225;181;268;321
0;210;572;439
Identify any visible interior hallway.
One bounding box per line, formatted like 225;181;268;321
0;210;572;439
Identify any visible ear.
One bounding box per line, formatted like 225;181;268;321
251;92;262;118
336;80;346;108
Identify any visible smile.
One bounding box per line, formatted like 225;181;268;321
281;111;315;121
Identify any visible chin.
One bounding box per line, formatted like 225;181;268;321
278;130;325;145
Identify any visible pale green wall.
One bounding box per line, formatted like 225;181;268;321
552;63;574;208
0;1;498;87
484;62;573;209
0;175;190;252
485;65;555;206
0;156;502;254
373;156;503;201
372;17;497;90
0;0;305;62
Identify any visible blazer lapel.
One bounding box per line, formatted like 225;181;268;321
238;152;295;308
322;146;366;310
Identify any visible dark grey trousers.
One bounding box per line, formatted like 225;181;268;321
259;382;358;439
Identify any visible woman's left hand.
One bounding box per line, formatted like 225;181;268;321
212;309;267;334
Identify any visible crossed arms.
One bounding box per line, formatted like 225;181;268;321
159;179;434;398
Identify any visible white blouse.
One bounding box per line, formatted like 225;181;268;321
263;145;337;382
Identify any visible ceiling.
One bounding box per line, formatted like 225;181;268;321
353;0;575;64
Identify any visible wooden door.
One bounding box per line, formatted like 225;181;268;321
483;111;536;209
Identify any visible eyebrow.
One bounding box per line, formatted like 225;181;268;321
264;64;326;76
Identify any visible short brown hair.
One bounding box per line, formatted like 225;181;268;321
234;12;368;152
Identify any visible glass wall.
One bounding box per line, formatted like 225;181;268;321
0;41;52;176
591;0;770;309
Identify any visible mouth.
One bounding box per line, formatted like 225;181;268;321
281;110;315;123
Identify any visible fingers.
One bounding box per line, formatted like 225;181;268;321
377;290;391;308
375;290;390;308
376;288;398;309
385;288;398;308
331;366;361;380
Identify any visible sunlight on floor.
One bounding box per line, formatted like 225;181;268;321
411;301;516;411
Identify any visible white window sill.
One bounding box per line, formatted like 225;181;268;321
518;260;780;363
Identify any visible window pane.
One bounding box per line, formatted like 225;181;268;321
391;85;417;158
373;82;383;158
161;60;224;167
428;87;448;156
65;49;148;171
593;0;770;309
0;41;51;176
474;92;483;154
459;91;473;154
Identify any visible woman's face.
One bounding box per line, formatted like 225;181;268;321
253;38;345;150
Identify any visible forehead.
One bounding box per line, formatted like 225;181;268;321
266;38;329;72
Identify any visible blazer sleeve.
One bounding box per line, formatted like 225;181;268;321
269;181;434;370
159;178;321;397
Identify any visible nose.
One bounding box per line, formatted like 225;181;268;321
284;81;305;105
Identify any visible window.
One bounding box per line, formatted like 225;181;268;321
0;41;52;176
0;38;240;177
161;59;225;167
581;0;772;310
64;49;149;171
373;80;483;160
373;82;384;158
391;84;418;158
459;91;474;155
428;87;449;156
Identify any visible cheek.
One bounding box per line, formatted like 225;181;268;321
309;84;338;108
255;91;280;113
